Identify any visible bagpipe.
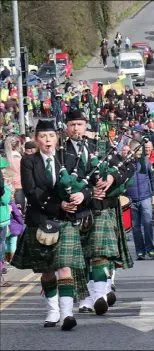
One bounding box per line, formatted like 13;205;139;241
83;125;149;215
56;104;150;226
56;104;119;226
58;131;122;219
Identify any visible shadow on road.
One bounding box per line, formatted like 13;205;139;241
103;66;117;73
145;31;154;36
145;36;154;42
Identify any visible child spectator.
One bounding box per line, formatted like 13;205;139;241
0;157;11;287
5;192;24;263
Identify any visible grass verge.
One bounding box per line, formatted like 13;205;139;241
73;54;92;71
116;0;149;23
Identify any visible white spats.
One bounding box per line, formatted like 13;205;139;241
45;294;60;323
79;296;94;310
93;281;107;303
87;280;95;298
59;296;73;326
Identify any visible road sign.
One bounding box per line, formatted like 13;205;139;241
10;46;15;57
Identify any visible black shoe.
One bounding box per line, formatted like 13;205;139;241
44;320;59;328
107;291;116;307
136;253;145;260
79;306;93;313
2;267;7;274
61;316;77;331
94;297;108;315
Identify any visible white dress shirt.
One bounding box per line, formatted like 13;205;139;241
71;139;88;163
40;150;56;186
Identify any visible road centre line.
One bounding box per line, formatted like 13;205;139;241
1;273;41;300
0;286;19;297
1;272;36;296
20;272;37;281
1;283;37;311
34;276;41;281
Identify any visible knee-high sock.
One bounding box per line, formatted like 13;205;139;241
41;275;57;298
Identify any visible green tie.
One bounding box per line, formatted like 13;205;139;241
46;158;53;185
81;148;87;173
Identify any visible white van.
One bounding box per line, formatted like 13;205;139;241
118;52;146;85
0;57;38;74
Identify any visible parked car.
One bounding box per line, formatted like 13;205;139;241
36;62;66;86
132;42;153;64
56;53;73;79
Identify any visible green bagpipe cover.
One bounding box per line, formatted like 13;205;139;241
107;176;134;197
90;156;134;198
58;169;87;201
58;157;134;201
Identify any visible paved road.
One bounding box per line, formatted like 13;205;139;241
72;1;154;96
1;3;154;350
1;238;154;350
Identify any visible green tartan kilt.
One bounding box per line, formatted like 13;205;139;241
54;221;85;270
11;221;86;273
83;206;133;269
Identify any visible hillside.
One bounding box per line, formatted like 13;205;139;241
0;0;145;68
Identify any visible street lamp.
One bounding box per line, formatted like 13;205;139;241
12;0;25;134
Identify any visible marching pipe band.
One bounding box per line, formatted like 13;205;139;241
11;97;151;331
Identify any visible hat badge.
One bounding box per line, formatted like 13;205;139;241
47;224;52;230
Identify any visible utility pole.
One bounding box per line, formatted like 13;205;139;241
12;0;25;135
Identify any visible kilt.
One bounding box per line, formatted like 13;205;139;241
83;209;119;259
83;205;133;269
72;268;89;301
11;221;86;273
54;221;85;270
11;227;56;273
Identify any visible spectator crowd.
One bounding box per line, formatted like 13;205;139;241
0;71;154;287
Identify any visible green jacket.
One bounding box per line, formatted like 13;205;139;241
0;183;11;228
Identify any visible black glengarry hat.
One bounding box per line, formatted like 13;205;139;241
66;110;87;123
36;119;56;132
